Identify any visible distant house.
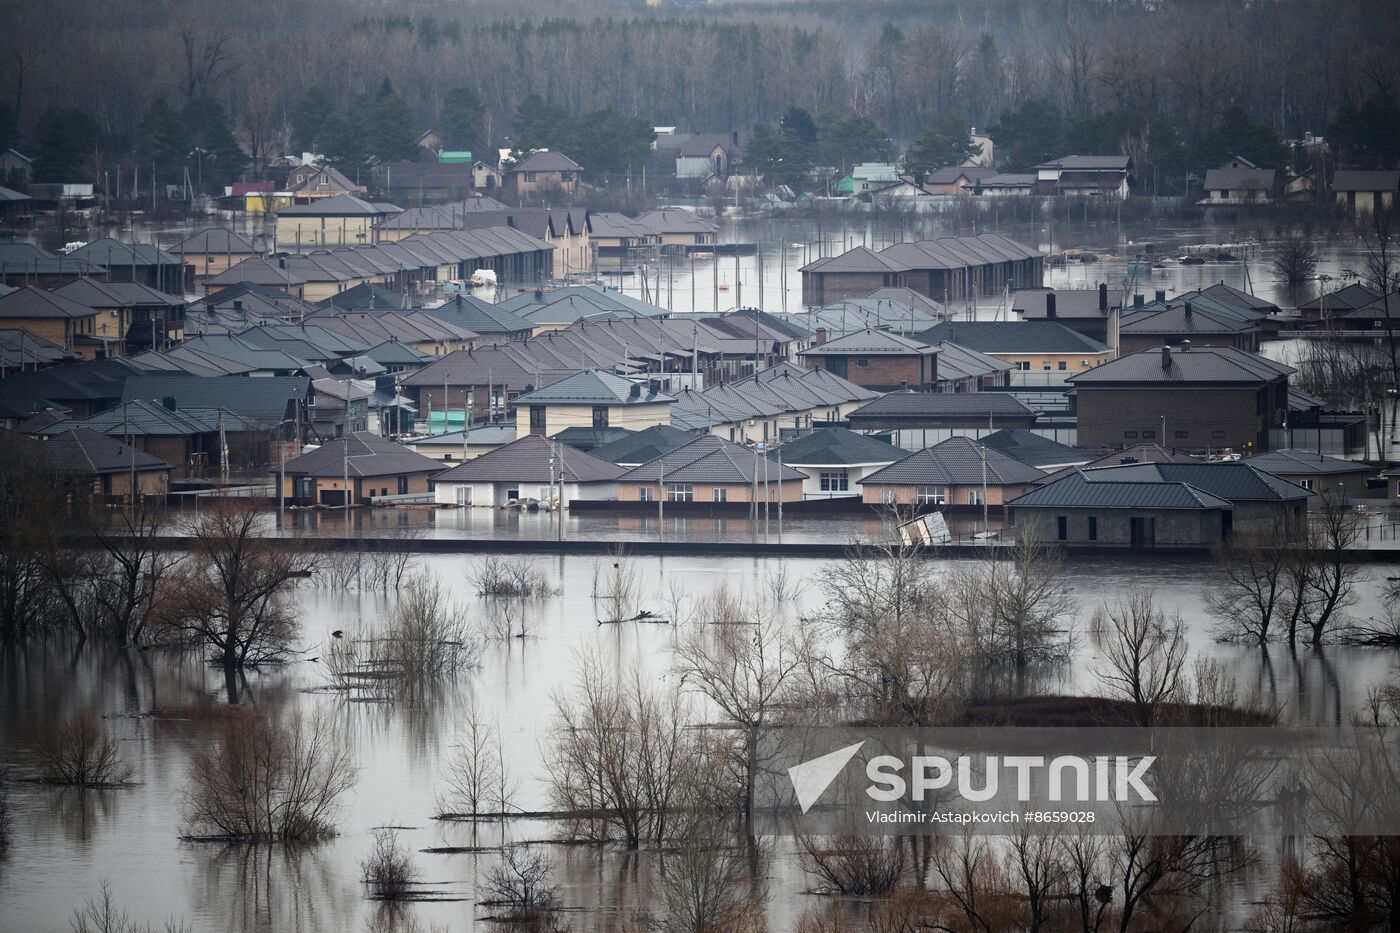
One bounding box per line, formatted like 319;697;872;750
509;369;675;439
769;427;906;500
407;423;518;462
858;436;1044;508
590;424;695;467
798;328;941;390
588;212;661;255
1067;346;1294;453
63;239;188;292
1244;449;1375;502
1011;285;1123;345
284;164;366;201
275;195;403;250
915;166;1000;195
0;286;123;360
918;320;1112;380
845;391;1040;449
42;427;172;498
277;432;441;505
1008;470;1235;549
975;174;1037;197
615;434;807;504
1201;157;1277;204
0;148;34;186
373;161;480;203
1117;300;1263;354
634;208;718;248
979;428;1089;470
1034;155;1132;198
174;229;263;281
508;150;582;199
1297;282;1381;321
656;132;742;180
1333;170;1400;217
432;434;624;507
53;278;187;354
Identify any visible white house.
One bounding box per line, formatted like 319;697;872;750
431;434;623;507
770;427;907;500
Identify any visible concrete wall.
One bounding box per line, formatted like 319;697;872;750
791;462;892;499
433;479;614;507
1014;507;1225;548
516;401;673;439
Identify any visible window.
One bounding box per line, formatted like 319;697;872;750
1174;431;1188;439
712;488;728;502
592;406;609;428
1043;362;1052;370
820;470;849;492
454;485;473;505
916;485;947;505
1299;479;1314;490
882;489;897;505
529;406;546;433
666;483;693;502
1124;431;1138;439
856;358;869;368
1212;431;1226;439
537;485;554;501
1142;431;1155;439
1057;361;1068;370
1056;516;1068;541
967;489;985;506
638;487;653;502
1087;516;1098;541
1015;361;1030;371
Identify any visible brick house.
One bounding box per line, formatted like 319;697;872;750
859;436;1044;507
798;328;941;390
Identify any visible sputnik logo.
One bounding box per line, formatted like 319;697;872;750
788;741;865;813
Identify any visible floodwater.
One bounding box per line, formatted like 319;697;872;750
2;551;1399;932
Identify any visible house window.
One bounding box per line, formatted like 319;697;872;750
1174;431;1188;439
967;489;985;506
592;406;609;428
820;470;849;492
856;358;869;368
916;486;947;505
1299;479;1314;490
1056;516;1068;541
712;488;728;502
1016;362;1030;371
1057;361;1067;370
638;487;653;502
667;484;694;502
882;489;897;505
1212;431;1226;439
454;485;473;505
1142;431;1155;439
398;476;409;495
529;406;546;434
1043;362;1052;370
1087;517;1098;541
1124;431;1138;439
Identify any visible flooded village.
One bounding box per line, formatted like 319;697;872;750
2;0;1400;931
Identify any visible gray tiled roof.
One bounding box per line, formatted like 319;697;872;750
38;400;256;437
1066;346;1293;384
980;428;1088;468
508;150;582;173
1244;450;1376;477
1332;170;1400;192
0;286;102;319
861;436;1045;486
43;427;172;475
410;424;518;448
0;329;71;368
175;228;260;254
65;238;181;267
433;434;623;483
848;392;1038;420
1082;462;1312;501
590;424;694;465
279;432;440;478
1118;304;1256;336
768;427;906;467
1008;471;1232;510
122;375;309;424
919;321;1109;354
278;194;402;216
428;295;533;334
549;426;636;452
798;328;939;356
1203;167;1276;191
512;369;676;406
619;434;806;484
1037;444;1199;484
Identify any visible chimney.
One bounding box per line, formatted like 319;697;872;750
900;379;909;391
1098;282;1108;312
1045;293;1057;319
1184;301;1193;320
1154;289;1166;303
731;130;739;147
1161;346;1172;370
629;382;641;400
1133;293;1144;308
278;256;286;269
233;299;243;311
647;379;659;397
162;396;177;411
813;327;828;345
534;288;543;299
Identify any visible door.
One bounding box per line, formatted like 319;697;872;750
826;357;848;379
1130;516;1155;547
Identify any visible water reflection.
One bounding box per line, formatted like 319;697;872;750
1;552;1397;932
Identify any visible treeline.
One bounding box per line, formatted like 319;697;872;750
1;0;1398;190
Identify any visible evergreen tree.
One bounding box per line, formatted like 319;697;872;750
317;110;365;172
439;86;483;153
905;114;976;173
142;96;191;170
514;94;569;148
989;98;1063;171
33;109;102;183
562;108;654;177
291;88;335;154
183;95;246;183
817;113;891;168
1202;106;1286;169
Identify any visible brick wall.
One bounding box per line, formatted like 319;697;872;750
807;354;933;389
1075;385;1270;451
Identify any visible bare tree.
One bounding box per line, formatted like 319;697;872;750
798;834;907;896
183;709;355;841
1093;590;1189;725
436;696;509;818
1007;829;1066;933
482;845;560;918
1272;235;1320;285
26;712;133;786
157;501;318;701
0;431;61;643
953;534;1075;679
1298;494;1363;647
362;828;418;901
1207;523;1292;644
70;882;192;933
928;834;1005;933
673;591;810;835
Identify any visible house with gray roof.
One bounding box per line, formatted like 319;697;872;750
428;294;532;339
510;369;675;440
1243;449;1375;502
846;392;1040;449
508;150;582;199
42;427;173;498
1202;157;1277;204
980;428;1089;470
122;375;309;427
1008;470;1234;549
277;432;441;505
798;328;941;391
1067;345;1294;453
918;320;1113;382
64;239;188;291
859;436;1044;508
432;433;623;507
614;434;807;505
406;423;519;462
1117;301;1263;353
768;427;906;499
590;424;695;467
1332;170;1399;217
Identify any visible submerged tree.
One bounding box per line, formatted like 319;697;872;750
1094;589;1188;725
